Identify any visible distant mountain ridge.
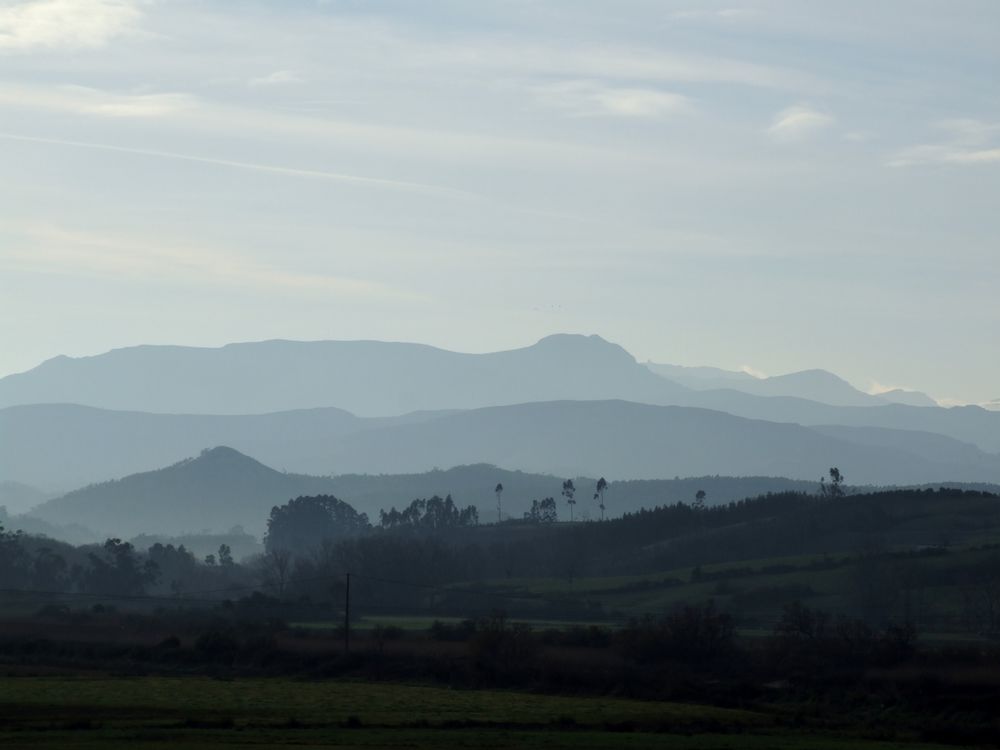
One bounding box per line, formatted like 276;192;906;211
0;335;686;417
313;400;1000;485
0;403;445;491
0;480;54;515
9;400;1000;503
3;335;997;485
647;362;937;408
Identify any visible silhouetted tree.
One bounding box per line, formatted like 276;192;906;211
83;538;159;596
693;489;707;511
218;544;234;566
562;479;577;521
594;477;608;521
0;525;29;588
380;495;478;530
495;483;504;523
820;467;845;498
32;547;68;590
257;548;293;598
265;495;369;554
524;497;558;523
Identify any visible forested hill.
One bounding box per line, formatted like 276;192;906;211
27;447;819;538
29;448;340;538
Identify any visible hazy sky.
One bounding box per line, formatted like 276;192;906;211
1;1;998;405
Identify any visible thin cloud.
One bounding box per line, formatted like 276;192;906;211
889;118;1000;167
766;104;834;142
535;80;694;119
669;8;759;22
0;0;139;52
867;379;921;396
739;364;767;379
249;70;303;87
421;35;818;92
0;132;472;198
0;81;649;173
0;83;196;118
1;222;424;302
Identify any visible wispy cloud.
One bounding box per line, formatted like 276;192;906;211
535;80;694;119
669;8;759;22
0;80;646;172
1;222;423;302
766;104;834;142
0;83;196;117
248;70;303;87
0;132;472;198
867;379;923;396
0;0;139;53
888;119;1000;167
739;364;767;379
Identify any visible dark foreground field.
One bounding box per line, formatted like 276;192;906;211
0;674;965;750
3;487;999;747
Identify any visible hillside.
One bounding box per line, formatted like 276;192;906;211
679;390;1000;453
0;480;54;515
0;403;442;491
28;447;340;537
318;400;1000;484
26;447;823;538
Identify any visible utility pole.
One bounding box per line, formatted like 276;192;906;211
344;572;351;655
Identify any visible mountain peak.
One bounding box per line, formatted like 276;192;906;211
532;334;635;361
196;445;257;462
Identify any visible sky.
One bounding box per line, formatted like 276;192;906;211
0;0;998;406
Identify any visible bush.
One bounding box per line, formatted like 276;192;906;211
428;619;476;642
619;601;735;665
195;628;240;663
469;611;536;678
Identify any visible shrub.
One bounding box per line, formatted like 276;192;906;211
619;601;734;664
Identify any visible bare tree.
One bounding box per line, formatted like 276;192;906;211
594;477;608;521
562;479;576;522
257;548;293;598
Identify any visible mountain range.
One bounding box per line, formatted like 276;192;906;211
5;399;1000;497
645;363;937;407
2;334;998;530
0;335;684;417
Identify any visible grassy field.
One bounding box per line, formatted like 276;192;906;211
442;544;997;635
0;676;958;749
